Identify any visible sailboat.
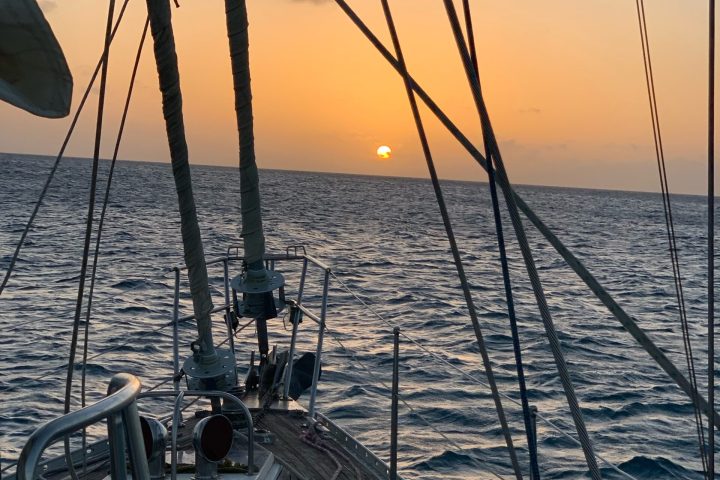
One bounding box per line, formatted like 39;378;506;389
1;0;718;479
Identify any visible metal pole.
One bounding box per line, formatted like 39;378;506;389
308;269;330;418
333;0;720;428
172;267;180;391
107;412;127;480
283;303;301;399
123;401;150;480
223;259;236;356
390;327;400;480
170;391;185;480
297;258;309;303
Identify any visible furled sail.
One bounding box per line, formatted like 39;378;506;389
0;0;72;118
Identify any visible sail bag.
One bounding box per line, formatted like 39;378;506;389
0;0;72;118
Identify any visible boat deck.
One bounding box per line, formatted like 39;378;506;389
172;393;389;480
20;392;391;480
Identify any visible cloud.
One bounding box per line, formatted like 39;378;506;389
517;107;542;115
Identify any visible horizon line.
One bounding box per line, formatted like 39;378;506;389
1;150;713;199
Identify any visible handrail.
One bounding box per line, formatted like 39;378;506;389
173;247;327;273
16;373;148;480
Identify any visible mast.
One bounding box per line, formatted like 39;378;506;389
145;0;218;366
225;0;282;366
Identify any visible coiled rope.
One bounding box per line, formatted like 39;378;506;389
377;0;522;477
633;1;707;474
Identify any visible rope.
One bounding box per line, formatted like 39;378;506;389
441;2;602;478
79;17;149;466
634;2;707;474
6;318;178;393
2;311;246;476
3;269;173;338
322;323;507;480
299;429;344;480
63;2;115;478
333;0;719;430
460;2;540;478
5;289;244;393
329;271;640;480
707;0;716;476
377;1;522;477
80;12;149;411
0;0;131;297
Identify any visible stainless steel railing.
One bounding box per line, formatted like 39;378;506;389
170;246;332;420
16;373;149;480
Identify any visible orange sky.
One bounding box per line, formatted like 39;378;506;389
0;0;718;194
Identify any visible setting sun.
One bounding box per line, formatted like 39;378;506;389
376;145;392;159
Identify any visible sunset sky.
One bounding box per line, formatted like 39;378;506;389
0;0;718;194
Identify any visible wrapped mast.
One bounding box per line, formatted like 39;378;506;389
226;0;282;366
146;0;239;394
225;0;265;268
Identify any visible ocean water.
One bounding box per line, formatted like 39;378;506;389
0;152;717;479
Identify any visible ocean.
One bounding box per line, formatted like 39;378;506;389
0;152;717;479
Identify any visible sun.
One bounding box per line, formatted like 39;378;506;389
376;145;392;159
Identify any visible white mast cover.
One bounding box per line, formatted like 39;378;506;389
0;0;72;118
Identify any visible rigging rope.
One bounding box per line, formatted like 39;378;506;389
634;2;707;474
0;0;131;297
80;12;150;415
460;2;540;478
377;1;522;477
63;2;115;478
708;0;716;476
440;2;602;478
9;318;179;393
334;0;720;432
78;16;149;464
322;322;507;480
329;270;640;480
63;0;115;415
3;269;173;338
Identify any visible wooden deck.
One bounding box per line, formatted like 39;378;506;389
34;394;390;480
175;394;384;480
257;410;378;480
